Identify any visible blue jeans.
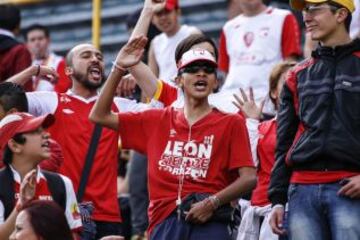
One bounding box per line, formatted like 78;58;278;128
287;183;360;240
150;214;231;240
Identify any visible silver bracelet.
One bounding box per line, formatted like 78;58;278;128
208;195;221;210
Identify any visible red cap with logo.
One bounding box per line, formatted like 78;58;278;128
0;112;55;150
177;49;218;70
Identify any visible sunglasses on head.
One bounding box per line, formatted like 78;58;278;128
180;62;217;74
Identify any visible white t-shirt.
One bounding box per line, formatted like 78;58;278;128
152;24;199;85
220;7;296;104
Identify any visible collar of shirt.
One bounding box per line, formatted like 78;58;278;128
9;165;44;184
66;89;99;104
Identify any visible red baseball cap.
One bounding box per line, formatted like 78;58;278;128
0;112;55;150
165;0;179;11
177;49;218;70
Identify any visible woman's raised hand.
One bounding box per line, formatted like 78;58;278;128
233;87;264;120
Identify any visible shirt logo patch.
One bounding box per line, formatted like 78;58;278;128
60;95;71;103
158;135;214;180
244;32;255;48
170;129;177;137
38;195;53;201
259;27;270;38
62;109;74;114
71;203;81;220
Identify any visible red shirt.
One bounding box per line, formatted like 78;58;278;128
251;119;277;206
118;107;254;233
155;80;178;107
49;93;121;222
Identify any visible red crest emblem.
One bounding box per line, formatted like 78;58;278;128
243;32;254;47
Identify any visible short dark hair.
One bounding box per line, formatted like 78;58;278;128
21;200;73;240
24;24;50;41
0;4;21;32
329;2;352;32
0;82;28;113
2;133;26;165
3;146;13;165
175;34;219;64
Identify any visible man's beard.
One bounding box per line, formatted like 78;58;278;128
72;69;106;90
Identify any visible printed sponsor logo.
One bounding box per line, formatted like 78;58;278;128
60;95;71;103
62;109;74;114
71;203;81;220
259;27;270;38
244;32;255;48
158;135;214;179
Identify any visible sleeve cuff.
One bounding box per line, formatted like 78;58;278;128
153;80;163;100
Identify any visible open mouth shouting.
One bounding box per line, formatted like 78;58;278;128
193;79;208;91
41;140;50;152
88;65;103;81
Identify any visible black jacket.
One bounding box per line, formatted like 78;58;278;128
269;39;360;205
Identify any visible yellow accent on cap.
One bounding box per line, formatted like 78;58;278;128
290;0;355;13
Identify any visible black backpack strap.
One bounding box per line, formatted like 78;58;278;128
43;170;66;210
77;124;103;202
0;166;16;219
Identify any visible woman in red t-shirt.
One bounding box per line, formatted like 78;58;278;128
90;34;256;240
233;61;296;240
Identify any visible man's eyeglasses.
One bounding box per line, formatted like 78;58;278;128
302;5;339;15
180;62;217;74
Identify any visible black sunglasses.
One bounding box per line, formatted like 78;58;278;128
180;62;217;74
